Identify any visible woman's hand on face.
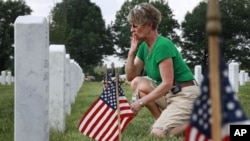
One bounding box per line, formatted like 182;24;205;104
129;34;139;56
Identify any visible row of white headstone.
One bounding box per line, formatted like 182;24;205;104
194;62;249;93
49;45;84;131
14;15;84;141
0;71;14;85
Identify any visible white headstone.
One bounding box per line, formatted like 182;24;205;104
245;72;249;82
49;45;66;132
65;54;71;114
14;16;49;141
1;71;6;85
70;59;76;104
247;74;250;82
194;65;202;85
239;70;245;86
228;62;239;93
6;71;12;85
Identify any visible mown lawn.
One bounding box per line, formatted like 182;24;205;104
0;82;249;141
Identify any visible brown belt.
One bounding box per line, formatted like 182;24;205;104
179;80;196;88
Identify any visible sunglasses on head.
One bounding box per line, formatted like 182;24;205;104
132;24;138;28
134;4;142;10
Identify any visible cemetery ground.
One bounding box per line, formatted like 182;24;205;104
1;82;250;141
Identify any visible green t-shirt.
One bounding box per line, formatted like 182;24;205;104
137;35;194;85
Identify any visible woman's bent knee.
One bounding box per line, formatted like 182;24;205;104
130;76;142;90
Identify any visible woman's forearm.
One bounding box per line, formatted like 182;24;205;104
125;54;136;81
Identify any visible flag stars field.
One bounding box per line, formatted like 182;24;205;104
227;101;234;110
235;110;243;118
225;86;232;94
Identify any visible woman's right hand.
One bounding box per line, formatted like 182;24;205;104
129;34;139;56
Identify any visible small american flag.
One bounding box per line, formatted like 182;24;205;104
185;58;250;141
78;75;134;141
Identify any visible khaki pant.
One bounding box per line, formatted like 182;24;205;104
152;85;200;133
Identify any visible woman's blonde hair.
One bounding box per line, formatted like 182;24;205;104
127;3;162;30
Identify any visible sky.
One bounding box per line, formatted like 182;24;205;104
24;0;202;67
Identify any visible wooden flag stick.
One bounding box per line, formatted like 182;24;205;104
206;0;222;141
115;68;122;141
103;64;108;90
105;64;107;80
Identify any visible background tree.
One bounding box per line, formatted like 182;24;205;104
111;0;139;60
220;0;250;70
0;0;31;71
181;0;250;71
50;0;115;73
181;1;208;71
151;0;180;46
111;0;180;60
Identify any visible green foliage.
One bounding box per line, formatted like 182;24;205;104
49;0;115;73
151;0;180;46
111;0;135;59
111;0;180;60
181;1;208;71
219;0;250;70
0;0;31;71
181;0;250;71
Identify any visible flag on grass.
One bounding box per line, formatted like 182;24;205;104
185;58;250;141
78;75;134;141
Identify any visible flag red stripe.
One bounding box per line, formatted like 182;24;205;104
81;102;104;134
87;104;110;137
92;108;114;139
80;100;105;134
95;112;117;140
185;126;192;141
105;124;119;141
195;129;202;141
222;135;230;141
77;98;100;128
119;99;134;117
120;117;133;132
120;98;128;103
95;108;115;139
101;116;118;141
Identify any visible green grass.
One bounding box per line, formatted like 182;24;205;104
237;82;250;118
0;82;250;141
0;84;14;141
